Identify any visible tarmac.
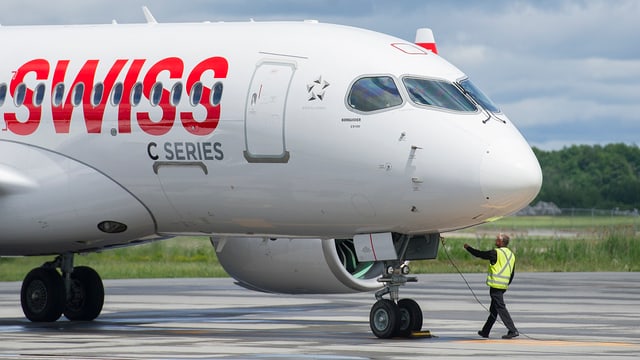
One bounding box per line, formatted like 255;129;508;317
0;272;639;359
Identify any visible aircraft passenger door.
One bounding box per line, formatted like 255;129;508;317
244;61;295;163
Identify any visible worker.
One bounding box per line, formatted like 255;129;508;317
464;234;519;339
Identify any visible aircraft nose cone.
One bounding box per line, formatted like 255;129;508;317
480;139;542;212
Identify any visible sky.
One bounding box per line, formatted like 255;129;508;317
1;0;638;150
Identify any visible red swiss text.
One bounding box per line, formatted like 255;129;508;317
2;56;229;136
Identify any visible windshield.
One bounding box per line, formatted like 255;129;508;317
458;79;500;113
403;77;477;112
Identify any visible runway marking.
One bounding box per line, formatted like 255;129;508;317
165;330;211;335
459;339;637;347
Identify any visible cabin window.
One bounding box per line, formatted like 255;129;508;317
111;82;123;106
72;83;84;107
458;78;501;113
15;83;27;106
403;77;476;112
150;82;163;106
347;76;403;112
0;83;6;106
131;82;143;106
53;83;65;107
170;82;183;106
33;83;46;106
92;83;104;107
211;82;223;106
190;81;203;106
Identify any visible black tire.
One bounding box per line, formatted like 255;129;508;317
396;298;423;337
369;299;400;339
64;266;104;321
20;267;65;322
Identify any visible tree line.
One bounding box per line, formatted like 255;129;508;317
532;143;640;210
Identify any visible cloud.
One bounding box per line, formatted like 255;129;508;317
505;96;640;126
438;0;640;60
0;0;380;25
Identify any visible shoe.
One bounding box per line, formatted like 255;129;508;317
502;331;519;339
477;330;489;338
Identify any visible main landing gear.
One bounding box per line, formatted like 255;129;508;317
20;253;104;322
369;261;424;338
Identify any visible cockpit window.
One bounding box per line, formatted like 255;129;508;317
347;76;403;112
403;77;476;112
458;78;500;113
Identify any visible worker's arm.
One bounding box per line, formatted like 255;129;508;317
509;264;515;284
463;244;497;264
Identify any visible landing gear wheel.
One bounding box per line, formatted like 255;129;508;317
396;298;423;337
64;266;104;321
370;299;400;339
20;268;65;322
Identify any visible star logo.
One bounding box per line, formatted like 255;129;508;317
307;76;330;101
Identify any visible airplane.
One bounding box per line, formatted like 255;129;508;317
0;8;542;339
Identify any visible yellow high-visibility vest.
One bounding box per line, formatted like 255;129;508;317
486;247;515;290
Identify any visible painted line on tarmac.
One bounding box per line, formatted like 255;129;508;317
458;339;637;347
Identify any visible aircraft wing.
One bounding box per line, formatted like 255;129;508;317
0;163;38;196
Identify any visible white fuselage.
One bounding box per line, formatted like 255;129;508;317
0;21;542;255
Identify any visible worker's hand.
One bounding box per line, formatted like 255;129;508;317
463;243;469;249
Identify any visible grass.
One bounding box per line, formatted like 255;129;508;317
413;215;640;273
0;237;227;281
411;226;640;273
472;214;640;233
1;216;639;281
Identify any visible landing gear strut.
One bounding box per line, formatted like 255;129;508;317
369;261;423;338
20;253;104;322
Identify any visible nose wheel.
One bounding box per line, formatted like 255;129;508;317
369;262;424;338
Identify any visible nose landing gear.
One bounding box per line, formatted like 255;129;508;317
369;261;424;338
358;232;440;339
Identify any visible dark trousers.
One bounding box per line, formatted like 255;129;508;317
482;287;517;334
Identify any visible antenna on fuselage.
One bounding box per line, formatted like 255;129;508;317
142;6;158;24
